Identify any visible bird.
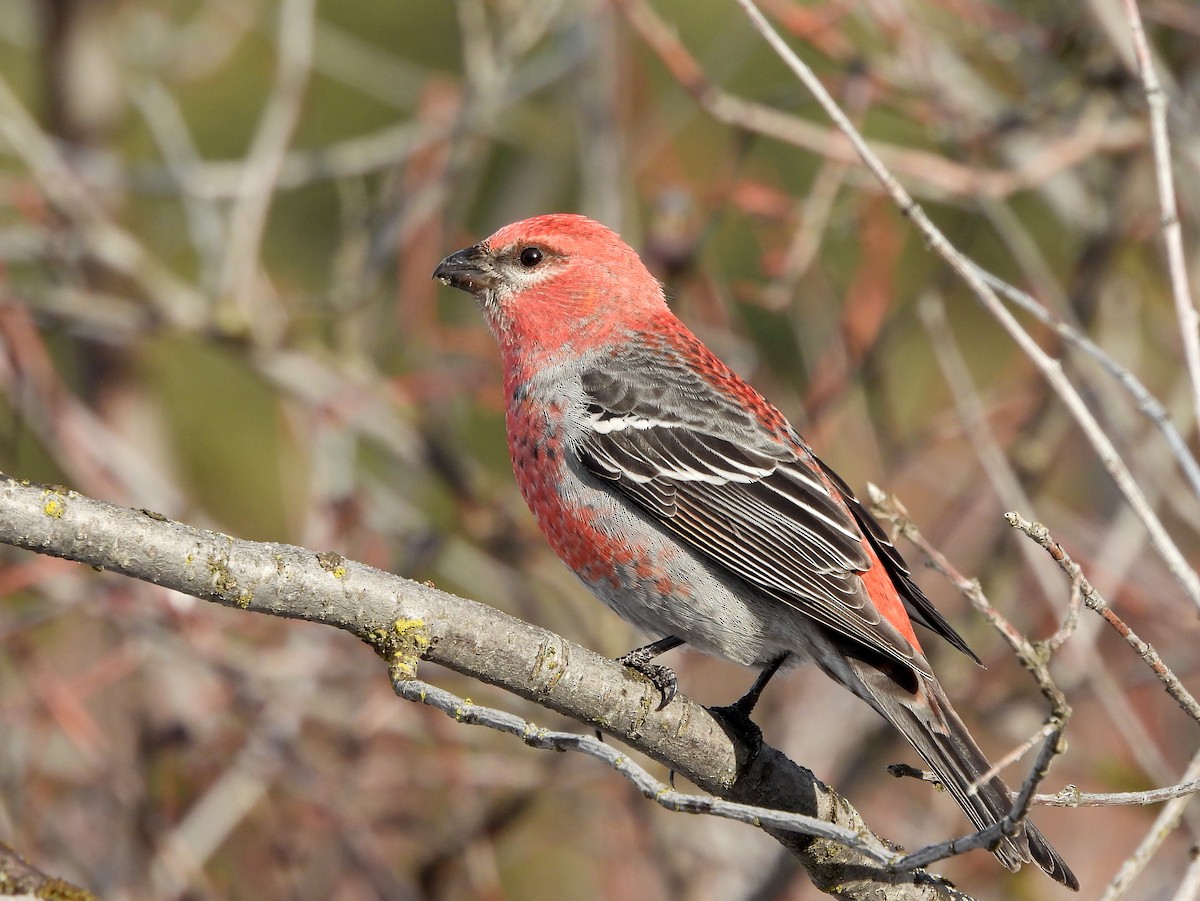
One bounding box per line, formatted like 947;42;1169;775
433;212;1077;889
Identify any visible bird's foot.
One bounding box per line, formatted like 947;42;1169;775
616;636;684;711
617;651;678;711
705;654;790;766
707;699;765;764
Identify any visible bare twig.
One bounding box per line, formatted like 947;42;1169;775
1037;778;1200;808
893;728;1065;875
397;677;992;896
1005;511;1200;727
0;73;208;329
865;488;1074;858
1119;0;1200;434
733;0;1200;610
971;722;1061;796
975;267;1200;501
867;486;1070;716
613;0;1145;203
218;0;316;326
392;677;887;860
1100;748;1200;901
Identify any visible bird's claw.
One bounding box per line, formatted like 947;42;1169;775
617;652;678;711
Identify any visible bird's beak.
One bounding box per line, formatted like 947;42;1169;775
433;243;495;295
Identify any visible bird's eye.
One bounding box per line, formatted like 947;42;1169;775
518;247;543;268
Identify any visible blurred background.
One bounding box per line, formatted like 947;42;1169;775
1;0;1199;898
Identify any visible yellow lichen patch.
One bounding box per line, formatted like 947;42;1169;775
42;488;67;519
364;626;390;647
207;555;251;607
386;617;432;679
22;876;98;901
207;555;232;588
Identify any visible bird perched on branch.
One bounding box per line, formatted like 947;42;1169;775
434;213;1076;890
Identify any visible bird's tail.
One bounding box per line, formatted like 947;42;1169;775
851;660;1079;890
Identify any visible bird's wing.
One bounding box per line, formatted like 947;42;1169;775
814;459;980;663
577;346;975;671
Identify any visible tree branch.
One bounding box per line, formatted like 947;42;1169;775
0;474;973;900
0;840;97;901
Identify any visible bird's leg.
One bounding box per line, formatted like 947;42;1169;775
728;652;791;718
616;635;685;711
707;653;790;766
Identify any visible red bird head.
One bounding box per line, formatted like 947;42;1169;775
434;214;669;365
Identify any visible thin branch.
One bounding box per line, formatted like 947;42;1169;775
1100;748;1200;901
396;678;990;895
971;722;1061;796
613;0;1145;203
1037;777;1200;808
1119;0;1200;434
733;0;1200;610
218;0;316;319
867;486;1070;716
0;72;209;330
893;727;1065;875
1005;511;1200;727
392;677;888;860
976;268;1200;502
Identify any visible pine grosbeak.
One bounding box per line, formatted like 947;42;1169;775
434;213;1076;889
